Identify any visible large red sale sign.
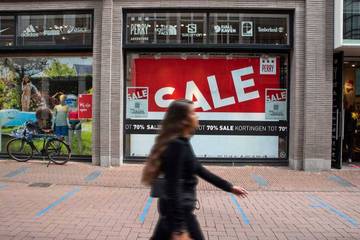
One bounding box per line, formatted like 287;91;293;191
131;57;280;113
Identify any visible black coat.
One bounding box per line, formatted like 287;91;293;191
160;137;233;232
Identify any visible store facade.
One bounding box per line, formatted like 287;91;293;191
0;0;334;171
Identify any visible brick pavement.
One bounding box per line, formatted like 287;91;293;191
0;160;360;240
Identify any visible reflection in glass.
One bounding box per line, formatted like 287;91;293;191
126;12;207;44
0;57;93;156
0;16;15;47
344;0;360;40
16;13;92;47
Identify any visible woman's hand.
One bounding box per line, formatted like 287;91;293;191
172;232;192;240
231;186;248;198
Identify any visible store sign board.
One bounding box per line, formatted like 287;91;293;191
265;89;287;120
78;94;92;119
126;87;149;118
20;24;90;38
126;13;289;45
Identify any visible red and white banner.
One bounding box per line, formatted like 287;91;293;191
265;89;287;120
132;57;280;116
78;94;92;119
126;87;148;118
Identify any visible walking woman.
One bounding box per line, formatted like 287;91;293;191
142;99;248;240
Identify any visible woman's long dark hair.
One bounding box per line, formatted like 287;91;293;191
141;99;194;186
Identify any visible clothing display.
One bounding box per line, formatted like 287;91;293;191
53;104;69;127
68;110;82;130
55;126;68;137
53;104;69;137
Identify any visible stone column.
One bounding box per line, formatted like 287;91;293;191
99;0;113;167
302;0;333;171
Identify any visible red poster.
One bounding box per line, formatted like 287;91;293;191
78;94;92;119
132;57;280;113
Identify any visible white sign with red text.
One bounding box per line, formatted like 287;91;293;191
127;87;148;118
265;88;287;120
260;57;277;75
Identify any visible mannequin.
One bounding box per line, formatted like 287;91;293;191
52;94;70;143
67;95;83;154
21;76;31;111
21;76;40;111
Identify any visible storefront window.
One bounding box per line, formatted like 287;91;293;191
125;12;290;46
126;12;207;44
124;53;289;160
0;56;93;156
16;13;92;47
0;16;15;47
344;0;360;40
209;13;289;45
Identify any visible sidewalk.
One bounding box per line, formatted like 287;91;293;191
0;160;359;240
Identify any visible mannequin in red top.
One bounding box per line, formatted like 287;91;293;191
68;108;82;154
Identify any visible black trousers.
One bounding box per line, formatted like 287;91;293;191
151;213;205;240
151;200;205;240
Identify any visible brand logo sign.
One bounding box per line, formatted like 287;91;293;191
21;24;90;37
155;25;177;36
130;23;150;36
181;23;203;37
241;21;253;37
187;24;197;34
0;28;9;34
129;16;151;41
260;57;277;75
257;26;285;33
214;24;236;33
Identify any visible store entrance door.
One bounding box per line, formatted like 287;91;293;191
332;52;343;169
341;56;360;167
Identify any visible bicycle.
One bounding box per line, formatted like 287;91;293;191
6;121;71;166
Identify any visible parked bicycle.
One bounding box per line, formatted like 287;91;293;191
6;121;71;166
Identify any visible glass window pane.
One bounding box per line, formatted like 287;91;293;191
0;56;93;156
16;13;92;47
124;52;289;160
209;13;289;45
0;16;15;47
343;0;360;40
126;12;207;44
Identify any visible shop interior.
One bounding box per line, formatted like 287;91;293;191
342;60;360;163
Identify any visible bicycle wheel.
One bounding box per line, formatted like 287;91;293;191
46;139;71;165
6;138;33;162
